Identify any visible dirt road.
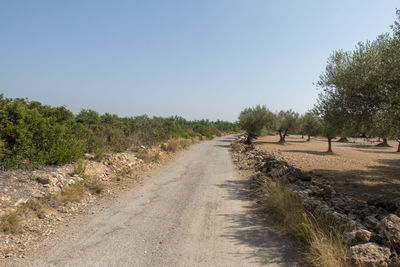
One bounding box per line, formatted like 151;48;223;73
24;136;297;267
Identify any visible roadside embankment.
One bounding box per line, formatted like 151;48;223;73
0;138;196;261
231;136;400;267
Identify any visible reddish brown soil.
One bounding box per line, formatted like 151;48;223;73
254;135;400;201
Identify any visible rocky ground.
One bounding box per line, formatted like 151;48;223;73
0;144;177;262
232;136;400;267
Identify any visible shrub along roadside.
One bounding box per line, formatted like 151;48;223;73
0;95;239;169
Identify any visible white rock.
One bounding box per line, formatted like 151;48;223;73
14;198;28;206
347;242;391;267
380;213;400;248
343;229;371;246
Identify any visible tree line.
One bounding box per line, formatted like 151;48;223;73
0;95;239;169
239;10;400;153
239;106;320;143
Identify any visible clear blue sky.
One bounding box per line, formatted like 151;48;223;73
0;1;398;121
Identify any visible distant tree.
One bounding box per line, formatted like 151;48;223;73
76;109;100;125
100;113;120;125
299;112;322;141
276;110;299;143
239;105;275;144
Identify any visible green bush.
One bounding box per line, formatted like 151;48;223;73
0;95;239;169
0;96;93;168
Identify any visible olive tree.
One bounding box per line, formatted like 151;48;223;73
315;33;395;151
314;86;347;152
276;110;299;143
239;105;275;144
299;112;322;141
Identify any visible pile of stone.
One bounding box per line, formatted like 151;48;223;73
233;138;400;266
107;152;143;175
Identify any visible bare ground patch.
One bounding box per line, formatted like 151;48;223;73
254;135;400;202
0;144;179;264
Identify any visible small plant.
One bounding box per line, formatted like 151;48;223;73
152;152;160;162
72;159;87;178
230;142;239;151
94;148;104;161
136;151;160;164
136;151;152;163
166;139;180;152
41;193;58;208
179;138;192;149
0;210;24;234
58;182;85;204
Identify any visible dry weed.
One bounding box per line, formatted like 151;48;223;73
256;177;348;267
58;182;85;204
0;209;24;234
166;139;180;152
179;138;192;149
72;159;87;178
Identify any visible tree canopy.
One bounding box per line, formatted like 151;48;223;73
239;105;274;144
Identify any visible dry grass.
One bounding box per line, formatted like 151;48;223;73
237;154;253;170
179;138;192;149
0;210;24;234
255;176;348;267
166;139;180;152
136;151;160;164
58;182;85;204
94;148;104;161
71;159;88;178
230;142;239;151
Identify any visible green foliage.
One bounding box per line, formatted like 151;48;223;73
75;109;101;125
0;96;92;168
315;10;400;150
299;112;322;140
276;110;299;143
0;94;239;169
239;105;275;143
72;159;87;178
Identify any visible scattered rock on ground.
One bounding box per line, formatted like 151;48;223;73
380;214;400;248
343;229;371;246
347;242;391;267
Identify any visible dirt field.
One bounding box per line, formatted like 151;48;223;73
254;135;400;202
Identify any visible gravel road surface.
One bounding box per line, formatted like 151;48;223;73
25;136;297;266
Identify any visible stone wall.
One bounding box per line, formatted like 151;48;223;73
232;137;400;267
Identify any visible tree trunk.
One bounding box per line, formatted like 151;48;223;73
245;134;252;145
279;129;288;143
376;138;391;147
397;141;400;152
307;135;311;141
278;130;284;143
327;138;332;152
301;134;304;139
